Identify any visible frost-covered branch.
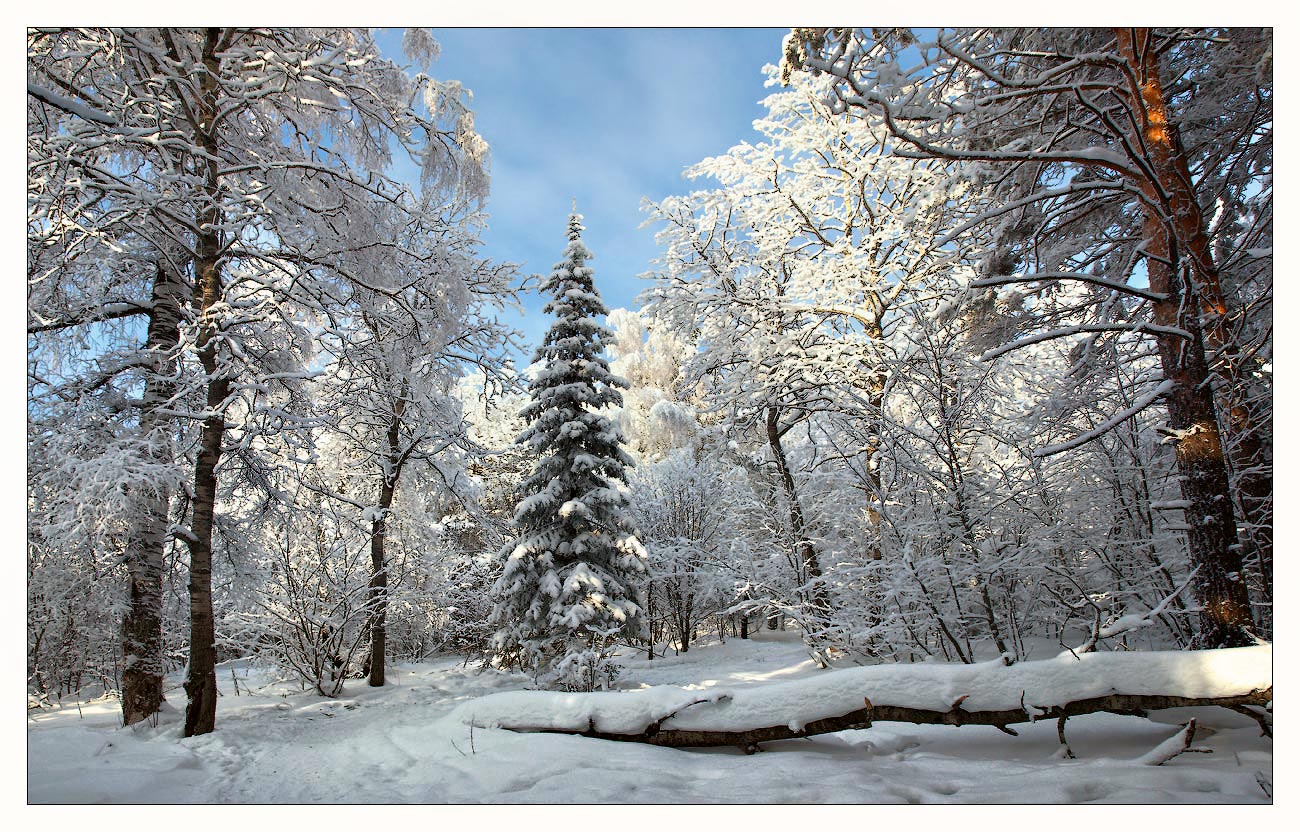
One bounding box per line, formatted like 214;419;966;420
1033;380;1174;457
971;272;1167;303
979;324;1190;363
27;81;118;125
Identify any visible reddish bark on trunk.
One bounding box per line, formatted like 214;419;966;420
1114;28;1257;648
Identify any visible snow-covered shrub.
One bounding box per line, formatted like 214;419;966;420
238;494;372;697
633;449;739;653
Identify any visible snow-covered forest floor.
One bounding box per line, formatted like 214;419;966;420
28;633;1271;804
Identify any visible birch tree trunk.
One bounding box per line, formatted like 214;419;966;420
121;260;185;726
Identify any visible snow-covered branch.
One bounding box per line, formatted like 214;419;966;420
27;81;118;125
971;272;1167;303
979;324;1190;362
1033;380;1174;457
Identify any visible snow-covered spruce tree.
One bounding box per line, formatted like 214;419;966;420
490;213;647;691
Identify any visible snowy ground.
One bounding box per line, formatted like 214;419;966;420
27;633;1271;804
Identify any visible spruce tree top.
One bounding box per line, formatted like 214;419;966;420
527;214;623;396
516;212;634;495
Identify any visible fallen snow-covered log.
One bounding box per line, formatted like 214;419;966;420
448;646;1271;751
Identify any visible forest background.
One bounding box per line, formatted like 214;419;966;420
15;4;1284;785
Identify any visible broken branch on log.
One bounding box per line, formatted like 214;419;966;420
1056;715;1074;759
1138;719;1212;766
1225;704;1272;738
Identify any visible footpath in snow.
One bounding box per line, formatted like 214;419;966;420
27;635;1273;804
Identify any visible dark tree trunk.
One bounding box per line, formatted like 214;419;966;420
1228;424;1272;620
368;384;407;688
182;27;227;737
1115;29;1257;648
646;593;656;659
765;408;828;615
183;271;227;735
121;260;185;726
367;481;394;688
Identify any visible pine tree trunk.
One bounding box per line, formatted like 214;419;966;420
1142;254;1253;647
183;27;226;737
1114;28;1257;648
121;261;184;726
1109;33;1271;609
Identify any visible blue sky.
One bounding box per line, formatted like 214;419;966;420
374;28;788;360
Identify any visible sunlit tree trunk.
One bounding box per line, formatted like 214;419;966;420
1115;31;1272;606
1115;28;1256;647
